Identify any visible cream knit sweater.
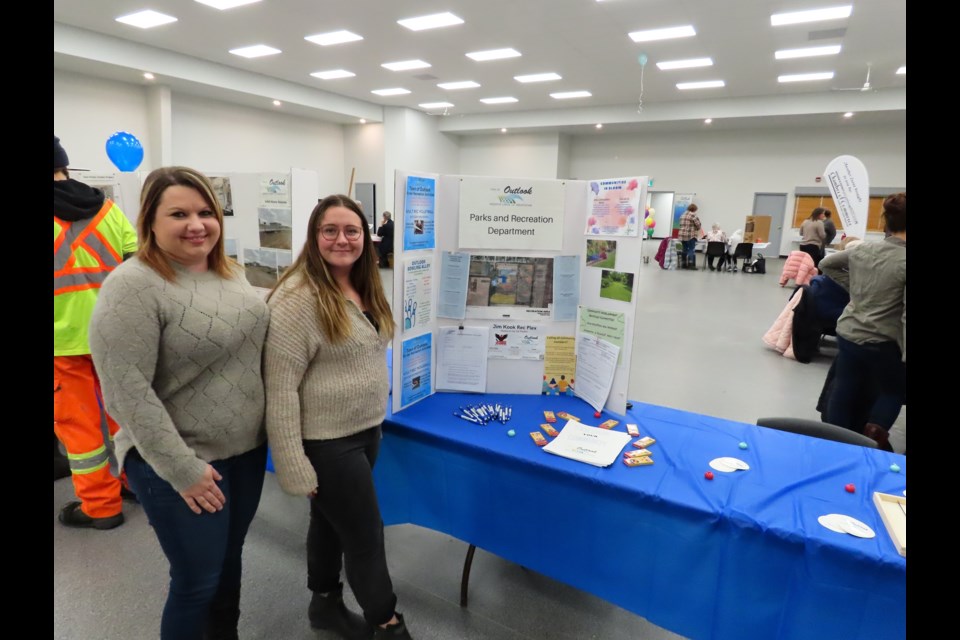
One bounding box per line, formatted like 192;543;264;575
90;258;269;492
263;275;389;496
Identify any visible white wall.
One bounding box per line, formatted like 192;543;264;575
459;132;563;179
383;108;460;213
54;70;152;173
343;122;386;216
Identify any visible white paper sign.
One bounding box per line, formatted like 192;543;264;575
458;177;565;250
488;322;545;360
402;257;433;333
824;155;869;240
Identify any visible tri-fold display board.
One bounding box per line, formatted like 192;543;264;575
391;170;648;416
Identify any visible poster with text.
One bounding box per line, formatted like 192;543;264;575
542;336;576;396
402;256;433;333
577;307;626;365
259;174;290;208
824;155;869;240
488;322;545;360
585;177;642;237
672;193;695;235
400;333;432;407
459;176;564;250
403;176;436;250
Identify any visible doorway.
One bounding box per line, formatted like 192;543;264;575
752;193;787;257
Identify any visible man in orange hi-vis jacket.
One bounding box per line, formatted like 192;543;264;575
54;135;138;529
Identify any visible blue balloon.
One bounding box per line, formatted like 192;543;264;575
638;53;648;66
105;131;144;172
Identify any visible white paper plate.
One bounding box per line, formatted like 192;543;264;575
717;456;750;470
709;458;738;472
839;516;876;539
818;513;848;533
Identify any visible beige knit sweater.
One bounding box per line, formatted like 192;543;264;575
263;275;389;496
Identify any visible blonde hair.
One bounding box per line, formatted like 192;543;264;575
136;166;236;281
268;195;394;343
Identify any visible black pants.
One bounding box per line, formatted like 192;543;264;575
798;243;822;268
303;427;397;626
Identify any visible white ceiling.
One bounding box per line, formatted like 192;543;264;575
53;0;906;135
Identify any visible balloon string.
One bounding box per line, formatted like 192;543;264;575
637;64;645;114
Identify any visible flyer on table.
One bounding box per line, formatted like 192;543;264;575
403;176;436;250
400;333;432;407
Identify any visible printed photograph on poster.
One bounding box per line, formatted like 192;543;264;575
542;336;576;396
458;176;565;250
209;176;234;216
225;238;239;261
277;250;293;278
258;208;293;250
585;239;617;268
400;333;432;407
577;307;625;365
599;269;635;303
259;175;290;208
488;322;545;360
585;177;642;237
403;176;436;250
403;257;433;333
465;255;554;320
243;247;279;289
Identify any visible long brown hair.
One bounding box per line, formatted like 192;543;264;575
136;166;235;281
268;194;394;342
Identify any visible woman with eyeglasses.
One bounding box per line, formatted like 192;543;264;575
263;195;412;639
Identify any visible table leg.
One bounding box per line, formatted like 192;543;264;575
460;544;477;607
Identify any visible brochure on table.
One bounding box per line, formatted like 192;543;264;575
391;170;646;416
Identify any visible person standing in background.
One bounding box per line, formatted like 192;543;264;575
54;135;138;530
264;195;414;639
677;204;702;270
821;209;838;260
819;193;906;451
376;211;394;268
90;166;271;640
799;207;827;268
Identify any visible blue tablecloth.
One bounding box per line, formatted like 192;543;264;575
374;393;906;640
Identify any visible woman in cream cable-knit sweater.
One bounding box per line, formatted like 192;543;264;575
263;195;413;640
90;167;269;640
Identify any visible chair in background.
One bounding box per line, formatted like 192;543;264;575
703;241;728;271
730;242;754;272
755;417;878;448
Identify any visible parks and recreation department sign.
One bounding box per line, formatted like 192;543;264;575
459;177;565;250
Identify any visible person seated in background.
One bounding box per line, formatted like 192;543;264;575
704;223;727;271
376;211;394;268
724;228;744;272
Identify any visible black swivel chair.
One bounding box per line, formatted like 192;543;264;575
703;241;728;271
730;242;754;272
755;417;878;448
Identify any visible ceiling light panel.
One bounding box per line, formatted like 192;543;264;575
371;88;411;96
194;0;261;9
419;102;454;109
550;91;592;99
775;45;841;59
438;81;481;90
896;66;906;75
771;5;852;26
229;45;281;58
656;57;713;70
311;69;356;80
467;48;521;61
398;12;464;31
304;30;363;46
777;72;834;83
514;73;562;83
382;60;432;71
480;97;518;104
115;10;178;29
628;25;695;43
676;80;725;90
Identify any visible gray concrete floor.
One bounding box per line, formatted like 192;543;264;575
54;247;904;639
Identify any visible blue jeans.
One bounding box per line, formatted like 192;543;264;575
303;426;398;626
826;336;905;431
682;238;697;262
125;443;267;640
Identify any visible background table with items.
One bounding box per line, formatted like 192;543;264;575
373;392;906;640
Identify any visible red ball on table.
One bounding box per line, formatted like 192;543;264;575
845;483;855;493
705;471;714;480
594;411;601;418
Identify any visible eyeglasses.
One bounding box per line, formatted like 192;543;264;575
319;225;363;241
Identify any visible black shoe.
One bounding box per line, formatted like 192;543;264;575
120;485;139;503
58;501;124;530
309;584;373;639
374;613;413;640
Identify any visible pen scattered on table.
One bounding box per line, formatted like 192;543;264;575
454;402;512;425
